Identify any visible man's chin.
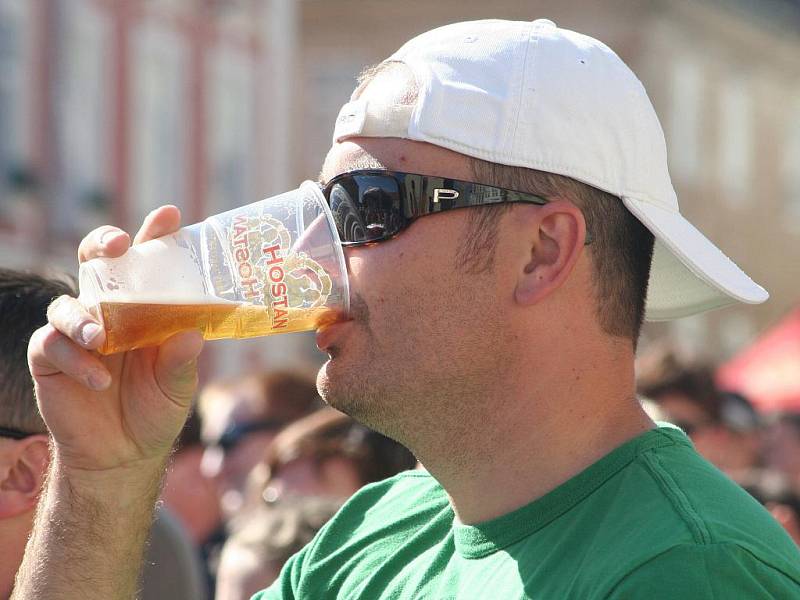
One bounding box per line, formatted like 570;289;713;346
316;361;407;444
316;359;343;409
316;359;365;418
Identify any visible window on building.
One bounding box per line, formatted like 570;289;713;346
54;0;112;234
130;20;189;225
718;311;755;360
667;57;703;185
717;76;753;207
783;91;800;229
207;44;256;216
669;313;709;357
0;0;34;219
304;55;365;183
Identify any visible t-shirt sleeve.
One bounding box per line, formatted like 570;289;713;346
606;543;800;599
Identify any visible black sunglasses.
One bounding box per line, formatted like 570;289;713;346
0;425;35;440
211;419;286;453
321;170;592;246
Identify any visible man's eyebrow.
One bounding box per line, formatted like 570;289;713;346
318;154;389;186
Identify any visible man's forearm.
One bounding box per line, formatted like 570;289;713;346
12;454;166;600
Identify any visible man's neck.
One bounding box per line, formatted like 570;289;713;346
0;514;33;599
414;342;654;525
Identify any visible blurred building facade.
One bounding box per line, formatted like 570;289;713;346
0;0;798;373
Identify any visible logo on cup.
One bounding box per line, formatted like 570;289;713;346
229;213;332;329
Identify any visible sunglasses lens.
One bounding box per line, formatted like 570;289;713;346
330;184;367;243
329;175;403;244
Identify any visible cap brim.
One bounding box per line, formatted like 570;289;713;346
622;197;769;321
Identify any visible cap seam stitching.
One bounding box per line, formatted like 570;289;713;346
631;81;649;194
507;22;540;158
383;57;426;136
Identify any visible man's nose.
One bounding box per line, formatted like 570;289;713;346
295;210;334;256
293;211;350;314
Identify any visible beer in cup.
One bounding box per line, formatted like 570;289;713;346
78;182;349;354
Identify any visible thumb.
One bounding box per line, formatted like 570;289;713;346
153;330;205;407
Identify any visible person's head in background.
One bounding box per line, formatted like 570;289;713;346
249;407;418;504
637;346;761;477
198;369;321;519
764;413;800;495
161;411;223;546
215;407;417;600
0;268;74;599
739;469;800;547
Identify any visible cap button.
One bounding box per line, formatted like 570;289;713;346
533;19;557;29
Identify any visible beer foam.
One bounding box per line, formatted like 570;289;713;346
103;292;238;305
81;231;235;306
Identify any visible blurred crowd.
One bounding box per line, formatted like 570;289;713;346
1;267;798;599
637;345;800;547
149;367;417;600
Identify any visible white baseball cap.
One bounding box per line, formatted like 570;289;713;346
332;18;768;321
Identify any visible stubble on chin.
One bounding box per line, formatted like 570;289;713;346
317;356;372;419
315;346;405;442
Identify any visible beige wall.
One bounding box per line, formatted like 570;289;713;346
639;2;800;357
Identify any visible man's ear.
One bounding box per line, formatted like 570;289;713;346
514;200;587;306
0;434;50;518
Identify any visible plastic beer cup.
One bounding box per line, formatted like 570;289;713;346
78;181;349;354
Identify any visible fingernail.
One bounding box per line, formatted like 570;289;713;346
87;369;111;391
100;230;122;246
81;322;103;346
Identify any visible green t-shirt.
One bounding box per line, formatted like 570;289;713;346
255;426;800;599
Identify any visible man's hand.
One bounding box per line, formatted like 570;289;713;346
14;206;205;600
28;206;204;473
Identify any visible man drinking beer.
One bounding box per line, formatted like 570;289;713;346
16;19;800;598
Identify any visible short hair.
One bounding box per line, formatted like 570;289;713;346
738;469;800;517
220;494;343;592
355;63;655;343
198;369;321;425
259;370;324;423
263;408;417;488
0;268;76;433
636;347;722;421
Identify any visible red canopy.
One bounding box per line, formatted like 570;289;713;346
717;308;800;413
